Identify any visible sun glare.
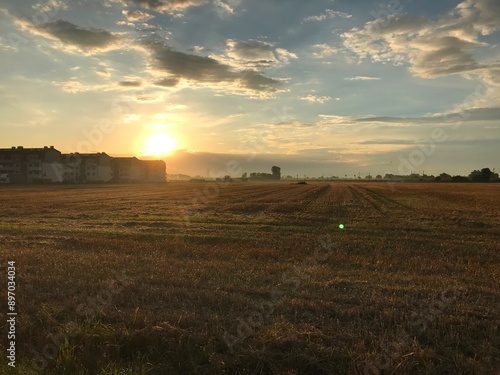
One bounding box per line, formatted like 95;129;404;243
146;133;177;156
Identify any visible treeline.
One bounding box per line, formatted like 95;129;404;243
384;168;498;182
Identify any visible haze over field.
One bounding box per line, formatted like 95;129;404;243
1;0;499;176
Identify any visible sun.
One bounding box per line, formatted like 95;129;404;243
146;133;177;156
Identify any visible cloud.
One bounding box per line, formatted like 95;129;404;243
144;40;283;95
345;76;381;81
304;9;352;22
51;80;92;93
355;139;417;145
32;0;69;13
455;0;500;36
225;39;276;67
318;114;355;124
119;80;142;87
342;1;500;79
21;20;121;54
213;0;235;16
123;113;142;123
275;48;298;64
300;95;334;103
357;138;500;145
312;44;337;58
274;120;313;127
153;77;180;87
356;107;500;124
122;9;154;22
219;39;296;68
125;0;208;11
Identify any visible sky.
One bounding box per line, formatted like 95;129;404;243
0;0;499;178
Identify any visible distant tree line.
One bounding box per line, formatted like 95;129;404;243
184;167;498;183
244;166;281;181
383;168;498;182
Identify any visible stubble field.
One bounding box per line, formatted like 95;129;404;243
0;181;499;374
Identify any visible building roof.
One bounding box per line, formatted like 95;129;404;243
0;146;58;153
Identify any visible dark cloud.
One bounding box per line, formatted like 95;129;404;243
217;39;297;68
226;40;276;67
410;36;481;77
145;41;282;94
238;70;282;92
357;139;418;145
153;77;180;87
119;80;142;87
126;0;208;11
36;20;119;52
356;108;500;124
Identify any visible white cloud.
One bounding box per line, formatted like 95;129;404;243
304;9;352;22
300;95;333;103
275;48;298;63
32;0;69;13
345;76;381;81
122;10;154;22
52;80;90;93
214;39;296;68
214;0;236;17
123;113;142;123
312;44;337;58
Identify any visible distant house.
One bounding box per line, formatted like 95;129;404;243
62;152;112;183
0;146;63;183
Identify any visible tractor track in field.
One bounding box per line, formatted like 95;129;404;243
280;184;331;209
303;184;337;214
298;184;333;211
346;185;386;218
356;186;416;214
195;184;296;212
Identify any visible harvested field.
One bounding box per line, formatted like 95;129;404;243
0;182;499;374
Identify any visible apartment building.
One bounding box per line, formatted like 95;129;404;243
0;146;63;183
62;152;113;183
0;146;166;184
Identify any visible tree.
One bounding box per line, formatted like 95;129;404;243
469;168;492;182
481;168;493;182
452;175;469;182
271;166;281;180
439;173;452;182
